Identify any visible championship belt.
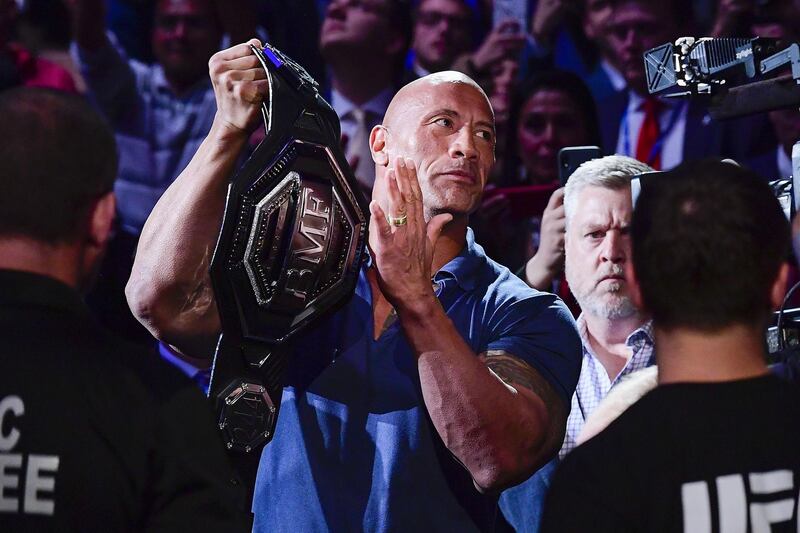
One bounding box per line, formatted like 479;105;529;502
208;43;369;493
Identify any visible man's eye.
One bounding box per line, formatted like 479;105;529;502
477;130;494;142
435;117;453;128
587;231;604;239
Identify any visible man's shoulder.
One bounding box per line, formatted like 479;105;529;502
474;253;574;324
564;384;661;461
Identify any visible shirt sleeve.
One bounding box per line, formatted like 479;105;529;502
71;32;140;126
486;290;582;409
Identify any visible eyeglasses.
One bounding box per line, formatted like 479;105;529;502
416;10;471;29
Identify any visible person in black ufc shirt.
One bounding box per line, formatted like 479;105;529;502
541;160;800;533
0;88;249;532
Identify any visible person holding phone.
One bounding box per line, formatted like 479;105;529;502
472;70;601;277
499;155;655;533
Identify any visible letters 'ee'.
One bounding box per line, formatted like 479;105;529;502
207;43;369;482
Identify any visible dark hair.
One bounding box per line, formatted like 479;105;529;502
502;70;602;186
389;0;414;68
20;0;72;49
411;0;483;48
0;88;117;243
631;159;790;330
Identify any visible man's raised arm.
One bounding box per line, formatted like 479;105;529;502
126;40;268;358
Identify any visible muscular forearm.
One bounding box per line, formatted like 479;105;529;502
127;120;248;357
396;295;554;492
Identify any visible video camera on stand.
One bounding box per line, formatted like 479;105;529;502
638;37;800;362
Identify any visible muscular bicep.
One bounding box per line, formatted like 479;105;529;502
479;349;567;457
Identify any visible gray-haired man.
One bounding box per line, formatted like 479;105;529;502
500;155;656;532
560;154;656;454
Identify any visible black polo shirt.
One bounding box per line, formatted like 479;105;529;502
0;269;249;532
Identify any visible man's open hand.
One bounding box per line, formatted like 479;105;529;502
368;158;452;312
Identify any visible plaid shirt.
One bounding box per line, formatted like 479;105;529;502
559;315;655;458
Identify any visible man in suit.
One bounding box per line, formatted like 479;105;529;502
594;0;723;169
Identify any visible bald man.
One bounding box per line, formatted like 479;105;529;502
127;40;581;532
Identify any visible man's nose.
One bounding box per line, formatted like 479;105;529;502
449;127;478;160
542;121;556;143
622;29;640;51
327;0;347;18
173;19;188;38
600;231;626;263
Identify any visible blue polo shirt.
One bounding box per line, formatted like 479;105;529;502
252;229;581;532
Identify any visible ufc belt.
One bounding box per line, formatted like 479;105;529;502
208;43;369;493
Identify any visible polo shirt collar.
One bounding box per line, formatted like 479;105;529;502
362;229;484;292
433;228;484;291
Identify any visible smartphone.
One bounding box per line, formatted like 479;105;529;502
492;0;527;31
558;146;602;186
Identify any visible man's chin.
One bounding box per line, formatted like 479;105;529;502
581;293;637;320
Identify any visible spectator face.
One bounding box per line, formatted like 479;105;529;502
489;58;518;127
320;0;401;60
152;0;221;90
582;0;613;52
565;185;636;320
605;2;676;94
412;0;472;72
383;80;495;217
516;89;588;184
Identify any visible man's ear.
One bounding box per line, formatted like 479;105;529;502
770;262;791;310
625;259;645;313
88;192;115;249
370;125;389;166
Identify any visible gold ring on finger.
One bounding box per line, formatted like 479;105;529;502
387;213;408;227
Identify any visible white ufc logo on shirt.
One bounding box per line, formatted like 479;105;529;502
682;470;799;532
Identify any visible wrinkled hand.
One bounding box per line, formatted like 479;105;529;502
531;0;576;45
209;39;270;139
711;0;753;37
525;187;565;290
471;21;526;73
369;158;452;311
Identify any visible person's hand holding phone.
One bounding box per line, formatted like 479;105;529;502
470;20;526;73
524;187;566;290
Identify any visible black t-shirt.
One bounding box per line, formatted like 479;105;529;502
541;374;800;533
0;270;250;532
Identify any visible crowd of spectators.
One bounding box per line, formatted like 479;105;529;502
2;0;800;531
2;0;796;336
